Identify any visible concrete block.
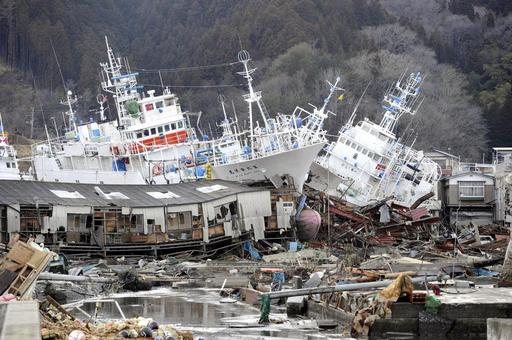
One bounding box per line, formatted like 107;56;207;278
418;311;452;338
438;303;512;319
369;318;418;339
448;318;487;338
286;295;307;317
239;287;261;305
391;302;424;318
488;318;512;340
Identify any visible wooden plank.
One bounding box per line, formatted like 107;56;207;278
6;242;34;264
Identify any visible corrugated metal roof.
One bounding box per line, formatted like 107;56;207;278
0;179;263;208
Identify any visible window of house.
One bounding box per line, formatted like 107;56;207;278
459;181;485;199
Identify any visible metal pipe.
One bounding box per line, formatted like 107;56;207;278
38;272;115;283
261;275;438;300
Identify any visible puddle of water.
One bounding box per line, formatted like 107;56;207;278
69;288;343;339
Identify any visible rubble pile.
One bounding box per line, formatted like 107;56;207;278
0;192;510;339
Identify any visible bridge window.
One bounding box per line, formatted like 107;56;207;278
164;125;170;132
155;101;164;109
144;129;149;137
158;126;163;134
145;103;154;111
171;123;176;130
150;128;156;135
136;132;143;138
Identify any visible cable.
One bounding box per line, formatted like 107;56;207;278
140;83;244;89
133;61;241;74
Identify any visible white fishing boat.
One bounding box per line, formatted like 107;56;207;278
31;38;199;185
195;50;332;192
0;114;32;180
307;72;441;208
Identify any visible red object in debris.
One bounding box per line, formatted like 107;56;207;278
296;208;322;242
431;284;441;296
404;207;429;221
0;294;16;302
495;234;509;242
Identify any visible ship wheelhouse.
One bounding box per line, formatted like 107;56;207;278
122;89;191;154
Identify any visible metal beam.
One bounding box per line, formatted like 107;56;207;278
261;276;438;300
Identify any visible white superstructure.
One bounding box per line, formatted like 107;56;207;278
308;72;441;207
0;114;31;180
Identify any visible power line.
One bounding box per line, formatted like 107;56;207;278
133;60;241;74
140;83;244;89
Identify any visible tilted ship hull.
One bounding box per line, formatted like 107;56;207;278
212;142;324;192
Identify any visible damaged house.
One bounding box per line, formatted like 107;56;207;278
440;171;495;226
0;180;289;255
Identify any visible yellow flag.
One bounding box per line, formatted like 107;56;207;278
337;93;345;102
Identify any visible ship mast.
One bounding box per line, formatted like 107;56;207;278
308;77;342;135
100;36;140;134
60;90;78;133
379;72;423;133
237;50;269;157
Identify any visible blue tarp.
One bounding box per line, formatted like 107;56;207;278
473;267;499;277
243;240;262;260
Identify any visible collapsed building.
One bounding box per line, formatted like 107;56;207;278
0;180;295;255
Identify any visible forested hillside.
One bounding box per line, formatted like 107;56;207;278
0;0;510;160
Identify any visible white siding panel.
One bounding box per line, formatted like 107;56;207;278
50;206;91;232
7;204;19;233
132;207;166;234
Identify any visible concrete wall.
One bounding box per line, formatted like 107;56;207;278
488;318;512;340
